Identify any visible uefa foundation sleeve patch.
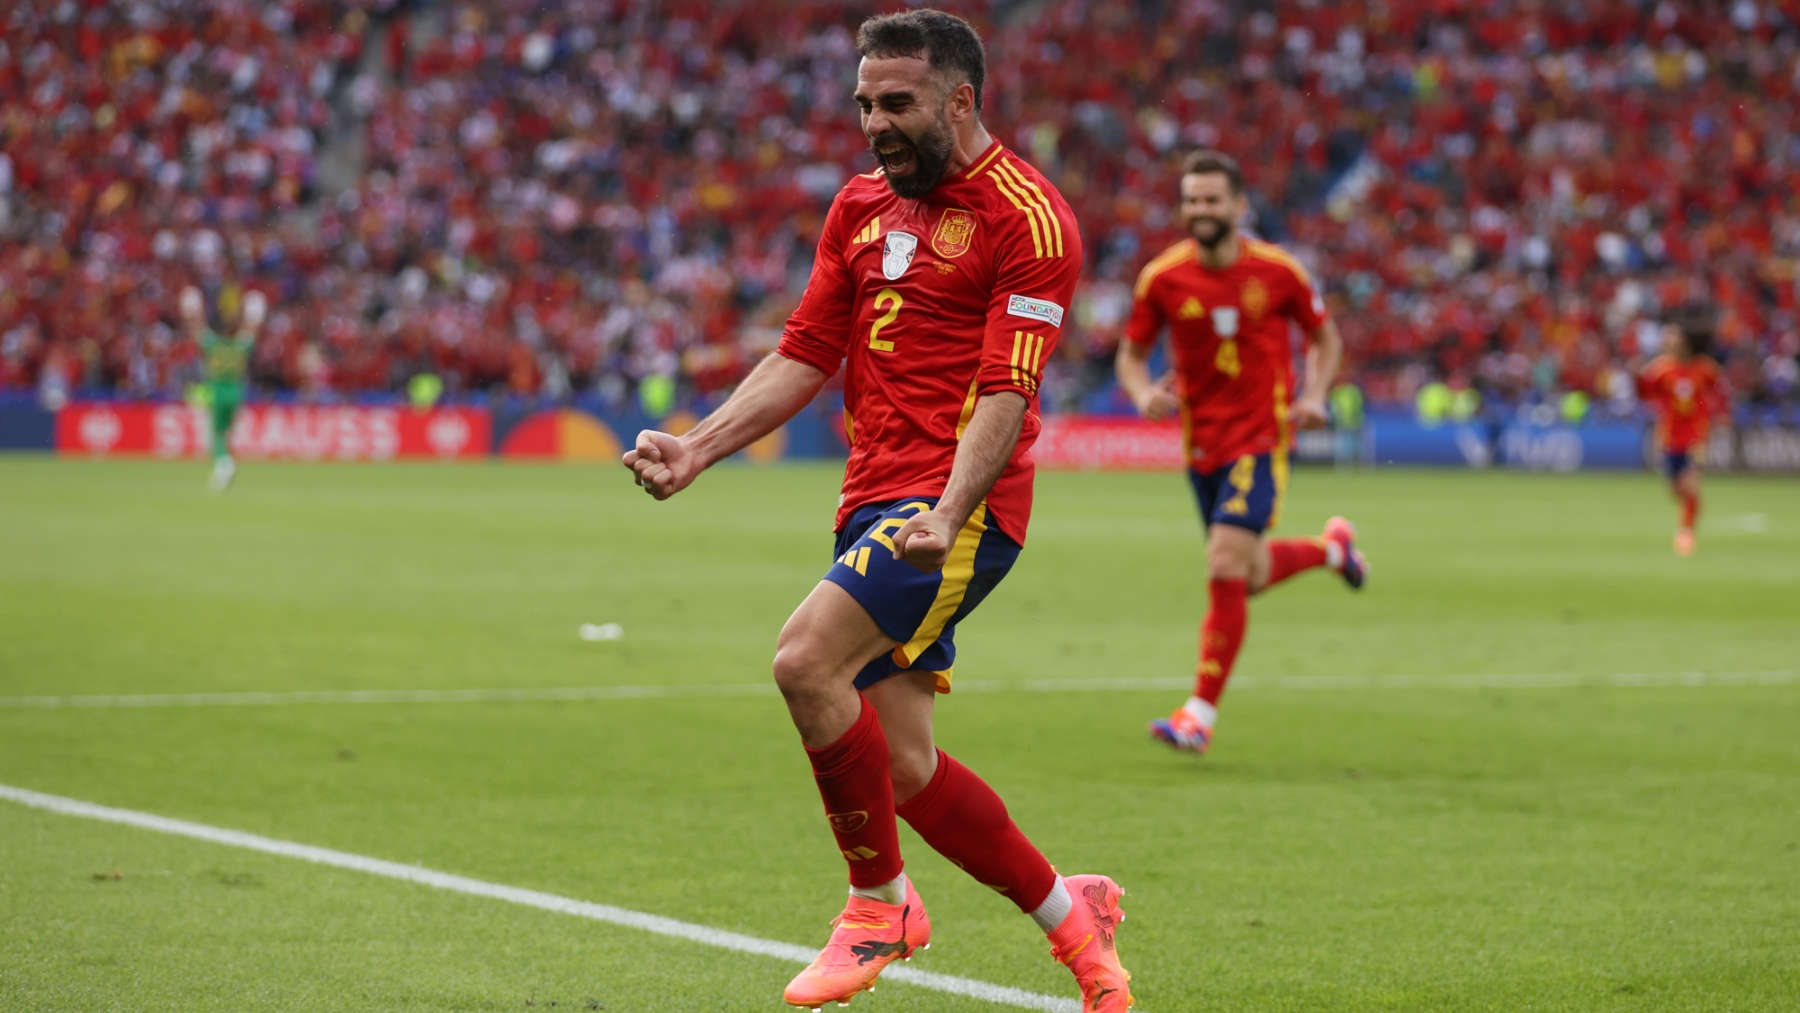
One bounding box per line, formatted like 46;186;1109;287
1006;294;1065;328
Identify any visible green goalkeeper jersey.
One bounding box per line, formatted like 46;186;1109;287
200;329;253;390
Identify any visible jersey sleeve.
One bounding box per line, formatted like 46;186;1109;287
1123;266;1166;349
1283;260;1327;333
977;211;1081;399
776;193;856;376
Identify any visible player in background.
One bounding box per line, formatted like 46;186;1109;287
1637;308;1727;556
1116;151;1367;757
624;12;1132;1011
180;286;265;492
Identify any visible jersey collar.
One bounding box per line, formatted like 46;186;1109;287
959;139;1005;180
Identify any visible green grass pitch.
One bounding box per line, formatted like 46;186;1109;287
1;457;1797;1011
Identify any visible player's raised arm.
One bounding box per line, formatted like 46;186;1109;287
178;286;207;342
238;290;267;343
624;352;830;500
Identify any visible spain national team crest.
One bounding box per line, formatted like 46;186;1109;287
882;231;919;280
931;207;978;259
1242;278;1270;322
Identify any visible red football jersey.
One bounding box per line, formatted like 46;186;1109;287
778;142;1081;544
1124;237;1327;473
1638;354;1724;452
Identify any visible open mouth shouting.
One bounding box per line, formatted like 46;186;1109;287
872;135;918;178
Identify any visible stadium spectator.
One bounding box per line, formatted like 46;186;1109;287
5;0;1800;419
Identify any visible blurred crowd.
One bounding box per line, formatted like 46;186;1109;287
5;0;1800;416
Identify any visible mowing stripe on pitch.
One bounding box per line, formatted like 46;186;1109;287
0;782;1078;1013
1;670;1793;710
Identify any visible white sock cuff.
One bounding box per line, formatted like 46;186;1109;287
1183;696;1218;727
849;872;907;906
1029;875;1073;933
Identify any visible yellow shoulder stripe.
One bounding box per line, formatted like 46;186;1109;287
1244;239;1314;287
1133;241;1194;299
989;167;1043;258
964;143;1005;179
987;159;1064;258
997;160;1064;257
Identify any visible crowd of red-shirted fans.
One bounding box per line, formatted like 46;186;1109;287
5;0;1800;415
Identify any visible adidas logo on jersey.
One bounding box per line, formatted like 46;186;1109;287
1178;296;1204;320
854;217;882;244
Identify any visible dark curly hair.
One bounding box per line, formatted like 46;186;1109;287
855;9;987;112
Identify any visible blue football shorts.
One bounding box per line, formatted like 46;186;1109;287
822;497;1020;693
1189;450;1289;534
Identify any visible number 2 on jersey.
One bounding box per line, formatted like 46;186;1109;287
868;288;903;352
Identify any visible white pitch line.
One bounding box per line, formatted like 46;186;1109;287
0;683;781;710
0;782;1079;1013
1;670;1793;711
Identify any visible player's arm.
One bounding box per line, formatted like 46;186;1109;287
625;352;829;499
1116;338;1179;421
1292;317;1343;430
1284;261;1340;430
892;391;1027;570
626;191;855;500
236;290;267;343
178;286;207;342
1116;269;1178;420
893;194;1082;571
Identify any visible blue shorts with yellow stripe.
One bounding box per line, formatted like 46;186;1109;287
824;497;1021;694
1189;451;1288;534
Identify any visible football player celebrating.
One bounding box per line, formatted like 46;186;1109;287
180;286;265;492
624;11;1132;1011
1117;150;1367;757
1637;308;1727;556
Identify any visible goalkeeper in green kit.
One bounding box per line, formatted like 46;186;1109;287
180;286;265;492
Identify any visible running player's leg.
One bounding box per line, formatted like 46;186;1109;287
208;390;239;491
1669;452;1699;554
1195;520;1258;717
869;673;1063;923
1151;454;1272;754
773;581;908;897
867;628;1131;1007
774;579;925;1008
779;496;1003;1007
1253;452;1364;592
210;391;234;463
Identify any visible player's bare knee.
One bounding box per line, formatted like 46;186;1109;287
770;640;830;700
888;746;936;804
1207;547;1253;581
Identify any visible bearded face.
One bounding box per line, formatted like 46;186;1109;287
855;56;964;200
1179;173;1243;249
868;107;956;199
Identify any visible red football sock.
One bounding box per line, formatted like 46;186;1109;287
1195;577;1249;705
1261;538;1329;592
895;749;1057;913
1679;491;1699;530
804;695;904;888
